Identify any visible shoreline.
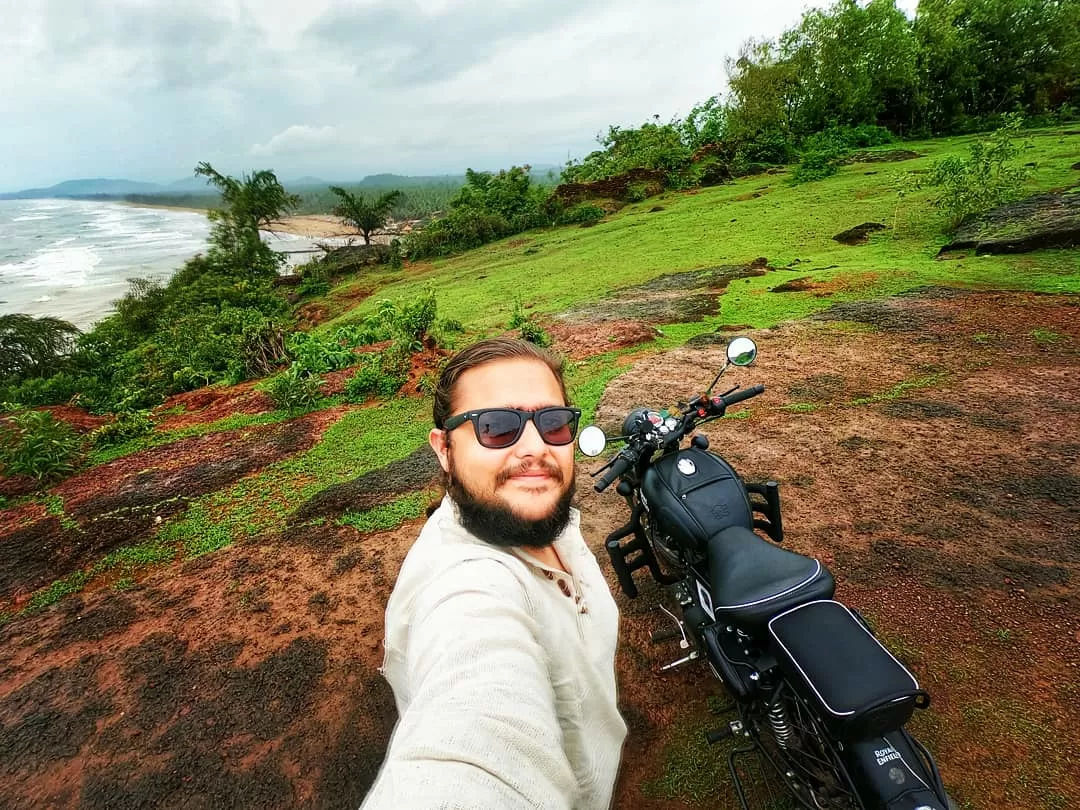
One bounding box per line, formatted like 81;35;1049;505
118;200;371;241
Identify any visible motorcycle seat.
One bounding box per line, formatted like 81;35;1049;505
706;526;835;632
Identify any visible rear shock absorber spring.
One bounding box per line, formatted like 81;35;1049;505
768;700;794;749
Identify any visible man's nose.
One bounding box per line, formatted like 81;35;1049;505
513;417;547;455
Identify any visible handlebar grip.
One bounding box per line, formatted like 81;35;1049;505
594;454;633;493
715;384;765;412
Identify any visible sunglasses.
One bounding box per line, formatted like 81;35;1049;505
443;406;582;449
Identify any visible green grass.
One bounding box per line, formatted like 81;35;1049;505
87;409;298;466
848;373;948;406
25;571;89;612
339;489;436;533
157;397;431;551
1031;328;1063;345
641;708;733;803
322;129;1080;335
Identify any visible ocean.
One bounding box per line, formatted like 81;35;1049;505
0;199;330;330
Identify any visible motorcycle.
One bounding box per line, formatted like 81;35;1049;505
579;337;954;810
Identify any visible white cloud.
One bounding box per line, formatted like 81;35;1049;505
250;125;340;157
0;0;924;189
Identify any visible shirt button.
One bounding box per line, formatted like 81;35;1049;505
557;580;572;598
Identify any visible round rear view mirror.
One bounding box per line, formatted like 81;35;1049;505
577;425;607;457
726;336;758;367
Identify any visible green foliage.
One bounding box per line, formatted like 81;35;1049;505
792;123;897;184
563;118;694;185
376;287;438;351
924;116;1035;229
287;331;357;374
557;203;606;225
91;409;156;447
329;186;403;245
507;299;552;347
297;263;331;298
258;366;324;413
429;317;465;350
113;277;166;337
914;0;1080;132
720;0;1080;152
0;371;84;409
0;410;83;481
159;502;234;559
407;167;551;258
791;149;843;184
0;314;80;382
292;180;459;220
195;162;299;277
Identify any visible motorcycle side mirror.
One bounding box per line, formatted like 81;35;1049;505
726;336;758;367
577;425;608;457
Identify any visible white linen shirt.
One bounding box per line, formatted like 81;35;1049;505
361;496;627;810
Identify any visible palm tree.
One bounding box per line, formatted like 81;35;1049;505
328;187;403;245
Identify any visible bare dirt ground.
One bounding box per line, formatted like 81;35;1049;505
1;289;1078;809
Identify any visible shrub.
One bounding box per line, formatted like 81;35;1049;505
558;203;606;225
518;321;552;348
259;366;324;413
286;331;357;375
343;353;407;401
508;299;552;347
925;115;1034;229
0;410;83;481
790;149;843;183
0;371;84;408
91;409;156;446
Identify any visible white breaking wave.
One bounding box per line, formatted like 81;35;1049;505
0;245;103;287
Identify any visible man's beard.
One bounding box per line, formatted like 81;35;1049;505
447;455;575;549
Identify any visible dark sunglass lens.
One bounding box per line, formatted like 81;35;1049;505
537;409;577;445
476;410;524;448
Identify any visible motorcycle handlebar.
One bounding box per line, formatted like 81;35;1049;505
594;453;633;492
592;384;764;494
711;384;765;413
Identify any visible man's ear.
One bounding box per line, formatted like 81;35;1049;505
429;428;450;473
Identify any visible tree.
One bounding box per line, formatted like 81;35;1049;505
0;314;80;381
779;0;919;134
194;162;300;277
725;39;800;160
329;187;403;245
914;0;1080;130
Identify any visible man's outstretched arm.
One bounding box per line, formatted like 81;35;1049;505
362;559;577;810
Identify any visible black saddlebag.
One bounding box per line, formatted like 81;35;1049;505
640;448;753;552
767;600;928;742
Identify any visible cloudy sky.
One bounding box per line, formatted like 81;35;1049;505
2;0;917;191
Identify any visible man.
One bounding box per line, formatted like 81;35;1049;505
362;337;627;810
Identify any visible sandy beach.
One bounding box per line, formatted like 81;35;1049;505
268;214;392;242
122;202;377;242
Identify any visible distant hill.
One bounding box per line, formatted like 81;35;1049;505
0;178;167;199
1;165;562;201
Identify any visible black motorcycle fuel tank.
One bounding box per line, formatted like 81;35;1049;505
640;447;754;552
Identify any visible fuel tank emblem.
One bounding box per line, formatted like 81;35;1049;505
677;458;697;475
